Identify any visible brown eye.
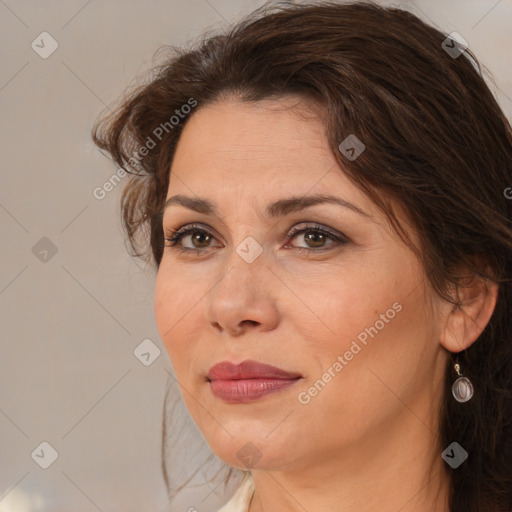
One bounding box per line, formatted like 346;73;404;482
188;231;212;248
286;224;347;251
164;224;219;252
302;230;331;248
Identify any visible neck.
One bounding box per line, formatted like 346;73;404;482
248;411;451;512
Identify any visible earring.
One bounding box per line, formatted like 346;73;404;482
451;357;474;403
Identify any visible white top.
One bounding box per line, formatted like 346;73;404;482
217;472;255;512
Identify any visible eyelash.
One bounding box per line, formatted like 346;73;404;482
163;223;347;255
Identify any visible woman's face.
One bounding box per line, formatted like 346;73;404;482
154;96;449;471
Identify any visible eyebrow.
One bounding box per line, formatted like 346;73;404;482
162;193;371;219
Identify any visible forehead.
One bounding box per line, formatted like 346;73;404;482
168;96;366;201
179;97;321;154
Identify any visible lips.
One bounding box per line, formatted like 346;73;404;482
207;360;302;381
207;360;302;403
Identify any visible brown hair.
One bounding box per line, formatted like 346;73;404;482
92;2;512;510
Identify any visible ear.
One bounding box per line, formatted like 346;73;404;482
439;259;499;353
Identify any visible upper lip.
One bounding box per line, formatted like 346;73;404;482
207;360;302;381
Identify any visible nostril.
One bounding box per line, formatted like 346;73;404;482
241;320;259;327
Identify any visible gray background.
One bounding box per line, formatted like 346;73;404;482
1;0;511;511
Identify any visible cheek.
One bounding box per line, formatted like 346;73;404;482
316;280;434;406
286;258;403;351
290;278;432;445
153;266;207;374
292;253;427;385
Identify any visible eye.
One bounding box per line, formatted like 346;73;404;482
285;224;347;251
164;223;219;254
163;222;347;254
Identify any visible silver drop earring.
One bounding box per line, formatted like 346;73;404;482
451;357;474;403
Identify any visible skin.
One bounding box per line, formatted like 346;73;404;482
154;96;498;512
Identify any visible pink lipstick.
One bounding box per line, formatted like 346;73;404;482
207;360;302;403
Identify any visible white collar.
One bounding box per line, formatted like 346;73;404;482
217;472;255;512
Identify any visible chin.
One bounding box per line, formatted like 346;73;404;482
205;431;295;471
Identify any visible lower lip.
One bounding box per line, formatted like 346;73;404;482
209;378;300;403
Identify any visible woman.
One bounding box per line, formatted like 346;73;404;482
92;2;512;511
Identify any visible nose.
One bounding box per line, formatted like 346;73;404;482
206;248;280;336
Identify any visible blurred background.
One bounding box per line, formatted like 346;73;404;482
1;0;511;510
